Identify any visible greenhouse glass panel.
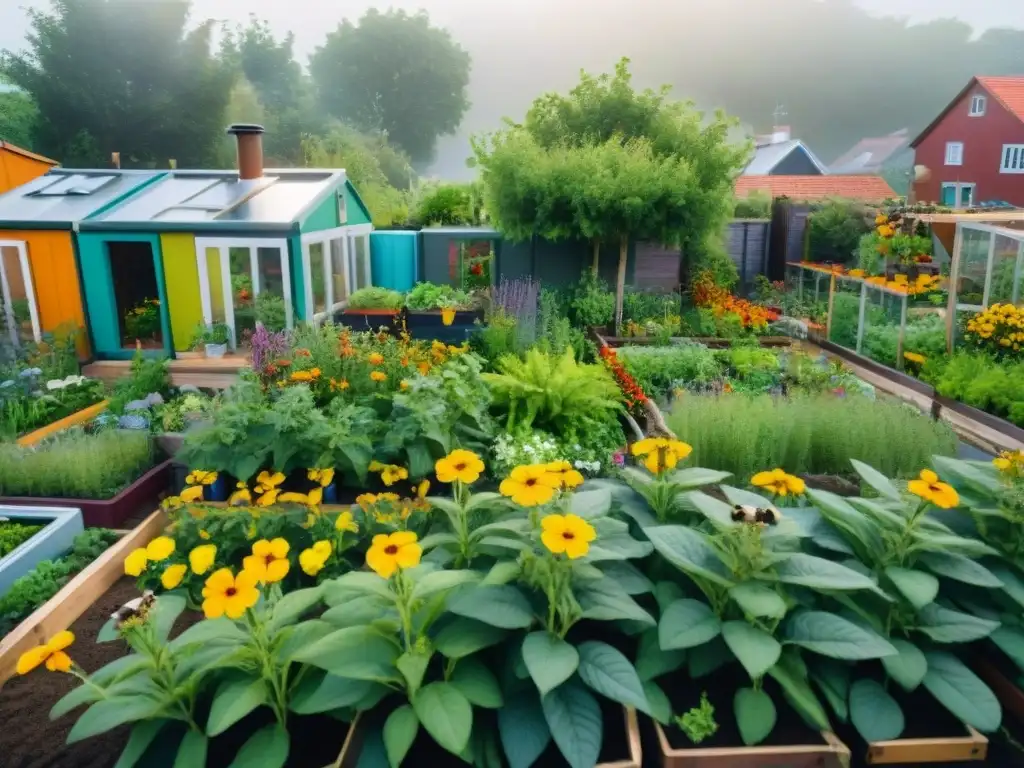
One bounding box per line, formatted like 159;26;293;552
828;277;863;351
988;234;1021;306
955;227;991;307
860;285;904;368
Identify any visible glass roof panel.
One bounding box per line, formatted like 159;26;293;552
97;177;218;222
153;207;216;222
184;178;272;209
34;174;116;196
217;178;331;223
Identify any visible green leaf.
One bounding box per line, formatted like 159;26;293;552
411;569;480;601
577;581;656;626
923;651;1002;732
269;585;323;631
290;673;383;715
451;655;503;708
413;682;473;756
635;630;685;681
688;638;732;679
173;730;208;768
882;638;928;692
447;584;534;629
323;571;396;603
228;723;289;768
208;677;266;736
274;619;335;664
729;583;787;619
850;679;905;742
782;611;897;660
291;626;401;681
767;657;830;731
67;697;163;744
909;532;998;558
383;705;419;768
990;565;1024;609
569;488;612;519
644;525;733;586
774;553;881;592
991;626;1024;671
916;604;999;643
850;459;902;501
686;490;740;529
113;720;168;768
152;593;187;643
919;552;1003;588
522;631;580;696
396;648;433;698
643;680;672;725
720;484;775;510
96;617;119;643
722;621;781;680
811;660;850;723
667;467;732;489
433;617;507;659
885;567;939;609
659;598;722;650
481;561;521;586
168;617;248;651
321;595;394;628
734;687;777;746
498;692;552;768
90;654;151;685
577;640;650;714
468;520;529;542
542;680;603;768
598;561;653;595
51;680;105;720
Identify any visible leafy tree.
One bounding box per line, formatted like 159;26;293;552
0;87;38;150
309;9;471;166
2;0;233;168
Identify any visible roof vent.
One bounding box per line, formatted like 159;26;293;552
227;124;265;181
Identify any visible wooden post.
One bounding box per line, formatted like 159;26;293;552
111;152;121;169
591;239;601;276
614;235;628;334
826;273;836;340
946;223;964;354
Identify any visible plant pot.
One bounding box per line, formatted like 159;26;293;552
16;399;110;446
204;342;228;358
322;481;338;504
0;458;173;528
0;506;84;595
338;308;401;333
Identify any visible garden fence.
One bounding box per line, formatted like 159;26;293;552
726;219;770;295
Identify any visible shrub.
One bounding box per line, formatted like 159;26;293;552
807;199;871;264
569;273;615;329
0;429;155;499
108;347;172;415
347;287;404;310
667;392;957;480
413;182;482;226
618;344;722;397
733;191;771;219
924;351;1024;427
405;282;472;311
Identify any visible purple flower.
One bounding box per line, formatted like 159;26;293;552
250;325;291;373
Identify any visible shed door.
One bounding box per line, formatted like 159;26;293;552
0;240;41;347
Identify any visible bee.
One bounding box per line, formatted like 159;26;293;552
111;590;156;628
731;504;782;526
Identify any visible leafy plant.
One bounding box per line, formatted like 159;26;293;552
925;352;1024;427
405;282;472;311
617;343;721;398
347;287;404;310
188;322;231;349
569;273;615;329
675;692;719;744
123;298;161;340
107;346;172;415
254;291;288;332
807;199;871;265
0;521;44;557
0;371;105;440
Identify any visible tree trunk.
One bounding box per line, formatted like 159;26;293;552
615;235;628;334
591;238;601;275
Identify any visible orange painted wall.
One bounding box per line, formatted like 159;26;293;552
2;230;89;355
0;148;55;194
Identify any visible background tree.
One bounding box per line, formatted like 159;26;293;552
0;79;38;149
309;9;471;167
2;0;233;168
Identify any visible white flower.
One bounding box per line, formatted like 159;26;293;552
45;379;66;391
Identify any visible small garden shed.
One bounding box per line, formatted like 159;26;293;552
0;140;58;195
0;168;163;351
76;125;374;358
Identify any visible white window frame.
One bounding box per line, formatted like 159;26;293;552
1001;144;1024;174
194;237;293;349
0;239;41;347
941;182;975;208
301;224;373;324
945;141;964;166
969;94;987;116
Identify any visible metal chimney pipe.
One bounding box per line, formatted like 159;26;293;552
226;123;265;180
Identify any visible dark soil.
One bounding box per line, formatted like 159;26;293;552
657;664;827;750
204;711;351;768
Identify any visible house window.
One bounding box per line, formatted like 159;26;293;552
969;95;987;116
1001;144;1024;174
945;142;964;166
941;183;975;207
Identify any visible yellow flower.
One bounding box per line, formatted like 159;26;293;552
632;438;693;474
417;479;431;499
875;214;888;225
400;380;410;391
308;486;324;506
278;491;311;504
180;485;204;503
751;468;804;497
435;449;485;484
368;352;385;365
199;529;211;540
499;464;561;507
379;464;409;486
243;538;291;584
366;531;422;578
903;351;926;364
371;371;387;382
540;514;596;559
299;540;334;576
189;544;217;575
256;489;280;507
161;564;188;590
356;493;378;509
441;307;456;326
417;362;431;376
201;568;261;619
546;460;585;490
145;536;175;562
124;547;149;577
185;470;218;486
908;469;959;509
290;370;313;382
229;482;252;505
309;468;335;487
16;631;75;675
335;510;359;533
255;471;285;491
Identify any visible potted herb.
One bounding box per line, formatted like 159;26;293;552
189;322;232;358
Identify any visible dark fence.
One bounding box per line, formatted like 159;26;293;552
726;219;770;294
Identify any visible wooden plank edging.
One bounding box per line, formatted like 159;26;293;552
17;399;109;446
653;720;850;768
0;508;167;687
865;726;987;764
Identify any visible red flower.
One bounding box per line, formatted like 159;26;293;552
470;263;483;276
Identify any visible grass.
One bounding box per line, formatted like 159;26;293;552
0;429;155;500
667;393;958;482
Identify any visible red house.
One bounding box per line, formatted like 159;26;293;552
911;76;1024;207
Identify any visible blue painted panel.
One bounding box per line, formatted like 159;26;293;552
0;505;84;596
370;231;418;291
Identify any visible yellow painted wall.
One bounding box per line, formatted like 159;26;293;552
160;233;203;351
2;230;90;356
0;147;55;194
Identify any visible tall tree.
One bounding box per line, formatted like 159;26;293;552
219;16;302;115
0;83;38;149
2;0;233;168
309;9;471;166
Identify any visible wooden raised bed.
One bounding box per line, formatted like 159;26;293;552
652;722;850;768
606;707;643;768
0;506;84;595
597;334;794;349
16;399;109;446
863;727;987;764
0;457;173;528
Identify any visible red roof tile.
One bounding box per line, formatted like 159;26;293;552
976;76;1024;123
734;175;897;201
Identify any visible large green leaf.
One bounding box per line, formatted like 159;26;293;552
774;553;881;593
67;697;163;744
173;730;208;768
729;583;787;619
734;687;777;746
685;490;740;529
688;638;732;679
413;682;473;755
598;561;653;595
811;659;849;723
909;531;998;558
643;680;673;725
396;648;432;698
433;617;507;659
542;680;603;768
150;594;186;643
274;620;335;664
321;595;394;629
721;621;781;680
919;552;1003;588
991;626;1024;671
208;677;266;736
643;525;733;586
720;484;774;510
291;626;401;681
916;604;999;644
850;679;905;742
850;459;903;501
885;567;939;609
767;656;830;731
168;617;247;651
522;631;579;696
668;467;732;489
498;692;551;768
228;723;289;768
383;705;419;768
922;651;1002;732
113;720;168;768
323;570;396;603
635;629;685;681
569;488;612;519
451;655;503;708
51;680;106;720
990;565;1024;609
783;611;896;660
577;579;656;626
269;585;323;631
90;654;151;686
290;673;383;714
447;584;534;629
410;569;481;601
659;598;722;650
802;490;881;553
577;640;650;714
932;455;1003;495
881;638;927;692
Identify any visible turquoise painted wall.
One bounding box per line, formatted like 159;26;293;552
344;182;372;226
288;234;307;323
301;180;373;233
77;231;173;360
370;231;418;291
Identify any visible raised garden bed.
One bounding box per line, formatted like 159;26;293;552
0;459;173;529
0;506;83;595
596;334;794;349
16;400;110;447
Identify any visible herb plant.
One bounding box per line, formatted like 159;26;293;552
675;692;719;744
347;287;404;310
0;521;44;557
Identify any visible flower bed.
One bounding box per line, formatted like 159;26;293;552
0;370;106;442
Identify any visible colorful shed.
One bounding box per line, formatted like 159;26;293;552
0;140;58;195
0;168;164;352
78;125;373;358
